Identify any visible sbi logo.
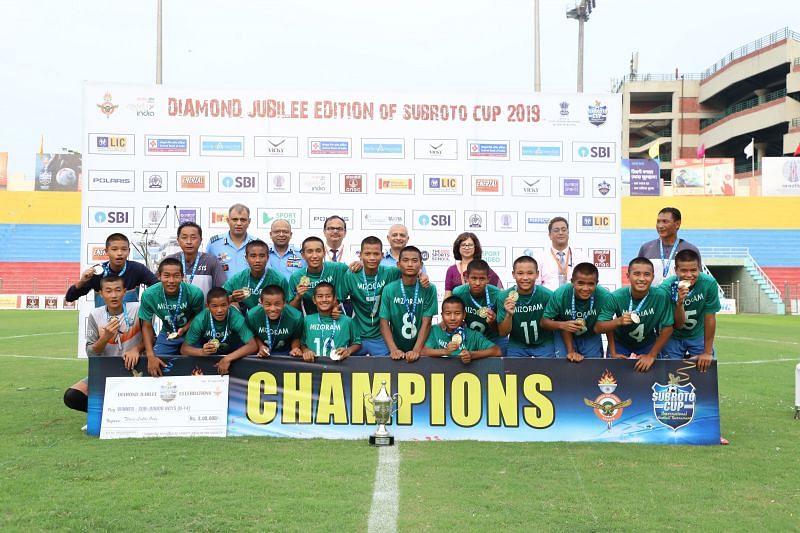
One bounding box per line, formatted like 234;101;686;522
578;146;590;158
418;214;430;226
94;210;130;225
575;143;614;161
220;174;257;189
418;213;451;227
222;176;234;188
94;212;107;223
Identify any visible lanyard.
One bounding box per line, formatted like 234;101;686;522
670;281;695;303
103;260;128;278
628;290;649;315
209;311;229;343
248;269;268;294
399;280;421;320
571;288;594;320
107;302;131;353
513;285;537;306
264;311;284;350
181;253;200;284
161;283;184;332
468;285;493;311
659;239;680;278
361;268;381;320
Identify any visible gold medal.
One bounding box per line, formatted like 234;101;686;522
260;346;270;356
299;275;311;287
167;332;179;340
241;287;252;298
575;318;586;328
330;350;341;361
209;338;220;351
477;307;489;319
678;280;691;290
451;333;463;345
508;290;519;302
629;312;640;324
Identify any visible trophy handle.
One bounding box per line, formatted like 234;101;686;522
363;392;373;408
391;393;402;416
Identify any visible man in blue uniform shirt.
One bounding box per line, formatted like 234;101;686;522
206;203;257;280
267;218;305;279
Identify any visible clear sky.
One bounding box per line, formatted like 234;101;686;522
1;0;797;175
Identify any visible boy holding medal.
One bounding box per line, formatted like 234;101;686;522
299;282;361;362
224;240;289;313
659;249;720;371
595;257;674;372
542;262;611;362
422;296;501;364
66;232;157;306
138;258;205;376
497;256;554;357
451;259;505;353
181;288;257;374
63;275;143;413
338;236;402;356
246;285;304;357
166;222;226;297
288;236;349;315
379;246;438;363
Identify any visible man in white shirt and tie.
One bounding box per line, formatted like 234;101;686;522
535;216;589;290
323;215;354;264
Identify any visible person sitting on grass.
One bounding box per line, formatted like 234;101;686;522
421;296;501;364
63;275;143;414
180;287;258;375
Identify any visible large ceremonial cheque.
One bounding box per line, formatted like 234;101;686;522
80;83;622;353
88;357;721;445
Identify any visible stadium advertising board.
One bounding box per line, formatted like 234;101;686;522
88;357;721;445
672;158;734;196
761;157;800;196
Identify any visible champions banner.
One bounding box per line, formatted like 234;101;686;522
81;84;622;355
88;357;720;445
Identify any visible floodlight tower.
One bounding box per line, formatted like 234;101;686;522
566;0;596;93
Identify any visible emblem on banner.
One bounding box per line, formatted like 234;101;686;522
652;373;696;431
559;101;569;116
159;381;178;402
97;92;119;118
587;100;608;126
584;369;631;430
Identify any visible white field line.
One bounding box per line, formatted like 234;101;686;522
719;358;798;366
367;445;400;533
0;331;72;340
0;354;79;361
717;335;799;346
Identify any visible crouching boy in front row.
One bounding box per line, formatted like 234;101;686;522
421;296;501;364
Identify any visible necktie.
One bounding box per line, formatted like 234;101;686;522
332;249;339;262
557;251;565;266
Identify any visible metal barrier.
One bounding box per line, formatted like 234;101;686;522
701;27;800;78
700;88;787;129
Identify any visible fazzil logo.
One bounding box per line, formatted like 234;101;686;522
180;174;207;189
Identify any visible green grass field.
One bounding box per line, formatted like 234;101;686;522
1;311;798;531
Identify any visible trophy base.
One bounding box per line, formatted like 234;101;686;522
369;435;394;446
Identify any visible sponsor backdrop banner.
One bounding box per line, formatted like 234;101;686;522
88;357;720;445
671;158;734;196
35;153;82;191
761;157;800;196
81;83;621;353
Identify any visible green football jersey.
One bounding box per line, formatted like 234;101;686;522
598;286;674;351
543;283;612;338
138;282;205;333
339;266;401;340
452;284;502;340
378;279;438;352
660;273;721;340
287;261;349;314
246;305;304;352
495;285;554;347
185;307;253;353
223;267;289;312
301;313;360;358
425;325;496;357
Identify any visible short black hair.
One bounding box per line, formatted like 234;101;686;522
177;221;202;238
399;245;422;261
547;217;569;233
245;239;269;255
361;236;383;250
658;207;682;222
466;259;490;275
323;215;347;231
260;284;287;300
675;249;701;266
302;236;325;252
513;255;538;271
99;275;124;289
105;233;129;249
628;256;654;271
571;262;599;281
206;287;229;303
313;281;336;296
441;296;465;312
158;257;183;275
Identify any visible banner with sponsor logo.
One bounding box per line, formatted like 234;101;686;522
761;157;800;196
35;153;82;191
87;356;720;445
622;158;660;196
671;158;734;196
81;84;621;353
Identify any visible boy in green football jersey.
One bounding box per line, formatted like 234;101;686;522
300;282;361;362
595;257;674;372
339;236;401;356
422;296;501;364
660;249;720;371
288;236;349;315
496;256;554;357
246;285;304;357
138;258;205;376
542;262;611;362
379;246;438;363
181;287;257;374
224;240;289;313
451;259;505;353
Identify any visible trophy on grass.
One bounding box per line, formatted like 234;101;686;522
365;380;401;446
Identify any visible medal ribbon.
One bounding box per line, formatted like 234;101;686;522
514;284;537;307
468;285;494;312
670;281;695;303
249;269;268;294
107;302;131;353
322;315;337;355
399;280;421;321
361;268;381;317
570;288;594;320
209;310;229;343
181;253;201;284
103;260;128;278
628;290;649;315
162;283;184;332
263;311;284;350
550;248;571;278
659;239;680;278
